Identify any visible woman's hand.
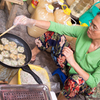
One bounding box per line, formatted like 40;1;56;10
14;15;51;29
62;47;75;66
62;47;89;81
13;15;36;27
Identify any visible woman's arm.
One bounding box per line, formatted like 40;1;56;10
62;47;89;81
14;15;88;38
35;20;50;29
71;59;89;81
13;15;50;29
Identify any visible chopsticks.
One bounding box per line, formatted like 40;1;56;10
0;16;27;37
0;25;16;37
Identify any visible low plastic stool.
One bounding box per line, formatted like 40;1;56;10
52;68;68;85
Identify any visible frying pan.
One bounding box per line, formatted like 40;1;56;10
0;33;43;84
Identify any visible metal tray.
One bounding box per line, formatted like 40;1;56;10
0;84;52;100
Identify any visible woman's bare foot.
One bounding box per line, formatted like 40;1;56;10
58;92;68;100
31;55;36;61
31;46;40;61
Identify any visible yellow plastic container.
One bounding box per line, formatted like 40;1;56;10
18;64;51;90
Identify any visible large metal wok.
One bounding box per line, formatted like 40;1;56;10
0;33;43;84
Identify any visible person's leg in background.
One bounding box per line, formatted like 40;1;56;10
31;31;96;99
58;93;68;100
58;74;96;100
31;31;56;61
31;31;71;72
31;46;41;61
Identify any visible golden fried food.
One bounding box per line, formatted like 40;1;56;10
10;53;17;60
0;44;4;51
18;53;26;60
4;44;10;51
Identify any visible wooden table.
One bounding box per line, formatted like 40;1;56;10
0;0;23;29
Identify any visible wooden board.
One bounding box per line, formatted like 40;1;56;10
6;4;19;29
4;0;23;5
9;73;18;84
5;1;12;14
0;0;5;9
